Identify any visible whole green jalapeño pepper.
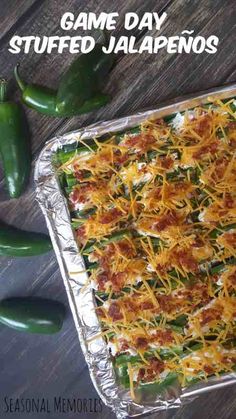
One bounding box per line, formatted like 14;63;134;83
0;297;65;334
56;43;114;115
0;79;31;198
14;64;109;117
0;222;52;257
14;66;58;116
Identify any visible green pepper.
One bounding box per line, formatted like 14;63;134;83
73;207;97;219
65;174;78;188
115;126;141;140
136;372;179;396
0;297;65;334
95;258;233;302
115;364;130;388
114;344;204;377
82;229;133;254
57;127;142;166
114;344;206;394
57;145;96;166
222;97;236;112
56;43;114;115
0;79;31;198
14;64;109;117
0;222;52;256
114;346;184;367
161;96;236;128
209;223;236;239
115;366;179;396
170;314;188;327
209;257;236;275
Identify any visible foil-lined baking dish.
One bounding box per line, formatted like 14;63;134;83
35;83;236;418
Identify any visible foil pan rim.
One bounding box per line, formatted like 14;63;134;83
35;83;236;418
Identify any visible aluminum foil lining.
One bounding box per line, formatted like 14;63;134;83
35;83;236;419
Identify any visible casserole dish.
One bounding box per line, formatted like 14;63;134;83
35;83;236;418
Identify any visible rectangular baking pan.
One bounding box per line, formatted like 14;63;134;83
35;83;236;418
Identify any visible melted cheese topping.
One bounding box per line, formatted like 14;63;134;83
60;98;236;394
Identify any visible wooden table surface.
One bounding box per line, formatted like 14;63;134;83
0;1;236;418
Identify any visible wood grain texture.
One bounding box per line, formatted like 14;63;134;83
0;0;169;197
0;0;39;41
0;1;235;418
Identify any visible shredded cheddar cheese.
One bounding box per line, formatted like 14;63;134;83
59;98;236;395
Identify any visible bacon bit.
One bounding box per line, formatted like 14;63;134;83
105;243;118;257
110;272;126;292
135;337;148;349
144;370;156;382
108;302;123;321
173;182;188;192
93;243;116;264
218;210;228;217
70;188;81;205
151;329;174;345
149;357;165;373
153;118;167;126
229;272;236;286
120;339;130;351
137;368;145;382
153;211;178;232
204;365;214;375
140;301;154;310
211;274;220;283
149;187;162;201
223;231;236;246
173;248;198;272
70;183;94;204
165;181;193;200
92;243;118;270
116;240;136;258
123;298;137;313
159;156;174;170
141;357;165;383
74;168;89;181
224;193;234;209
222;356;236;365
113;150;129;165
206;195;236;221
104;244;116;259
178;282;210;305
193;141;219;160
156;263;169;276
97;272;109;291
99;150;113;162
211;158;228;182
229;138;236;149
96;307;105;318
200;306;223;326
99;208;123;224
76;225;87;243
97;256;110;271
192;237;205;248
157;295;175;313
124;133;156;153
192;283;210;303
194;115;212;136
228;121;236;130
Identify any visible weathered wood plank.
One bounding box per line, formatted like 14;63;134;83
0;0;170;197
49;0;236;136
0;0;39;41
173;385;236;419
